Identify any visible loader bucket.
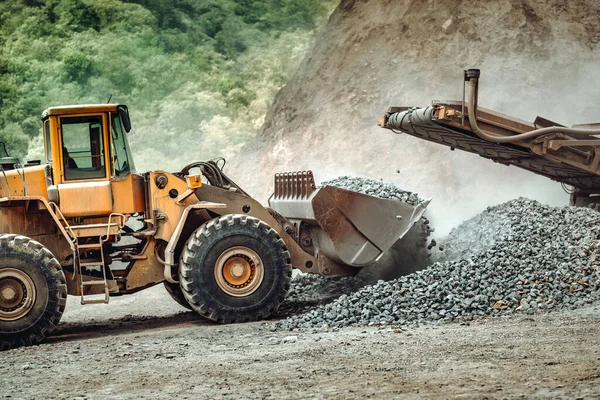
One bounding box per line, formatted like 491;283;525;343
268;171;430;268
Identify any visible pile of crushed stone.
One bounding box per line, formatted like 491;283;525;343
321;176;425;206
275;198;600;330
273;274;367;318
430;201;514;263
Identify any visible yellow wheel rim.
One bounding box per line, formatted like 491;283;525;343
0;268;36;321
215;246;264;297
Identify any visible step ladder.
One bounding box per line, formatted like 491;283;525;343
70;214;125;305
76;239;110;305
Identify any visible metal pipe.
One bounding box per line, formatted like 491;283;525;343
465;69;600;143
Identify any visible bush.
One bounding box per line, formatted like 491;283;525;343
214;20;247;57
62;53;93;83
55;0;101;32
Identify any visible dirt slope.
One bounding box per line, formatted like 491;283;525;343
228;0;600;235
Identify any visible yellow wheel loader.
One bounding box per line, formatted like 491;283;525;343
0;104;428;349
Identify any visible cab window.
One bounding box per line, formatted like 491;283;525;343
61;116;106;180
111;113;135;177
43;119;51;162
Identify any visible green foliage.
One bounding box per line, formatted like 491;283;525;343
55;0;101;32
234;0;328;30
214;19;247;57
62;52;93;83
198;4;228;38
0;80;16;107
0;0;338;162
0;123;30;157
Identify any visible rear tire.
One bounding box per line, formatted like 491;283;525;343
179;214;292;323
0;234;67;350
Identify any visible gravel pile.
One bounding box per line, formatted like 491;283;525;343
321;176;425;206
276;198;600;330
431;202;513;263
273;274;367;318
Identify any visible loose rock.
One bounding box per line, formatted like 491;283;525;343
321;176;425;206
276;198;600;330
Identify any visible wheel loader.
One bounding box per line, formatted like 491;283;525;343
0;104;428;350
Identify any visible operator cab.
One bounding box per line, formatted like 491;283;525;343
42;104;135;181
41;104;144;217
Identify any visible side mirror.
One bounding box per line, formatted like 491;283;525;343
117;105;131;133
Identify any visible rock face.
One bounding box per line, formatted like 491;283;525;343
276;198;600;330
228;0;600;236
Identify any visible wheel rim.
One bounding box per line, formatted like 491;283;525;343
0;268;36;321
215;246;264;297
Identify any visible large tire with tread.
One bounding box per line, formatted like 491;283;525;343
179;214;292;323
163;281;192;311
0;234;67;350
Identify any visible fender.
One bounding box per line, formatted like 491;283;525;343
0;196;75;264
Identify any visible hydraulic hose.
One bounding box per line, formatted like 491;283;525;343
465;69;600;143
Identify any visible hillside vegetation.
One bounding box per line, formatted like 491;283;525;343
0;0;335;168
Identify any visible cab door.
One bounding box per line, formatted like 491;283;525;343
108;109;146;214
56;114;113;218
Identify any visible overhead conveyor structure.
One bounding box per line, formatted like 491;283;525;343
379;69;600;208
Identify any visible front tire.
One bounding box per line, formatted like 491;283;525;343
0;234;67;350
163;281;192;311
179;214;292;323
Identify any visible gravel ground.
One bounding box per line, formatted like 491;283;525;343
276;198;600;330
3;176;599;398
1;287;599;399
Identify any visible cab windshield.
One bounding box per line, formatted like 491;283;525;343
111;113;136;177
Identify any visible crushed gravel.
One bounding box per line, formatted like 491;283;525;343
321;176;425;206
431;202;512;263
276;198;600;330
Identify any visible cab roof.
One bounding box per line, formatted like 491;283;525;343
41;104;123;119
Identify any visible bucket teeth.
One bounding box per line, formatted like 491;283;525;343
274;170;316;200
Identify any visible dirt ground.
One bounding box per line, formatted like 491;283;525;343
1;285;599;400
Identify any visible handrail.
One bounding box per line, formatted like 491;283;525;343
103;213;126;242
0;167;12;196
0;171;7;197
46;202;77;246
